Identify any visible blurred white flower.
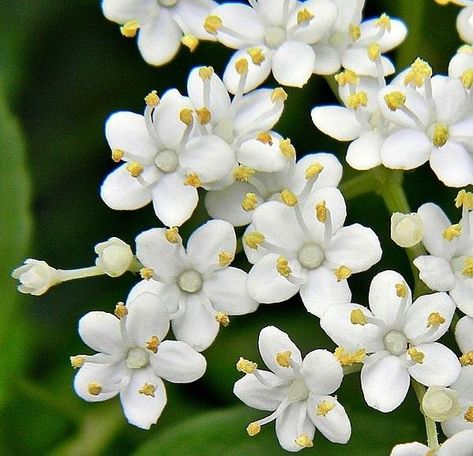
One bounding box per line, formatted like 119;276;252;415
95;237;134;277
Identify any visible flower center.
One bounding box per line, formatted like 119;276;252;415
158;0;178;7
178;270;203;293
126;347;149;369
265;26;286;48
383;330;408;356
288;378;309;402
214;118;235;144
297;243;324;269
431;123;449;148
155;149;179;173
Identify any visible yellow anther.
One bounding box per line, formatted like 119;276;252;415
236;357;257;374
144;90;160;107
443;224;462;240
146;336;160;353
138;383;156;397
140;267;154;280
179;108;193;126
70;356;85;369
203;15;222;34
427;312;446;327
334;69;360;86
242;192;258;212
233;166;255;183
404;58;433;87
297;8;315;25
246;422;261;436
347;91;368;110
295;434;313;448
349;23;361;42
432;123;449;148
199;66;214;81
126;161;144;177
218;251;233;267
235;58;249;75
305;162;324;179
395;282;408;298
88;382;102;396
408;347;425;364
276;256;292;277
384;91;406;111
376;13;392;31
280;189;298;207
335;265;352;282
463;257;473;277
120;20;140;38
275;351;292;368
183;173;202;188
461;69;473;89
367;43;381;61
317;400;336;416
244;232;265;249
460;351;473;366
196;107;212;125
111;148;124;163
181;34;199;52
165;226;181;244
215;312;230;327
455;189;473;209
465;406;473;423
271;87;288;103
247;47;265;65
435;0;451;4
257;132;273;145
279;138;296;159
350;309;367;326
315;200;327;223
334;347;366;366
114;302;128;319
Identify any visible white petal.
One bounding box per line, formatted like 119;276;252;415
237;135;288;173
291;153;343;191
440;429;473;456
456;316;473;353
430;142;473;188
390;442;429;456
301;350;343;395
120;368;166;429
346;131;383;170
275;402;315;452
257;0;297;26
449;50;473;78
342;48;394;77
79;311;124;355
457;6;473;44
127;279;181;316
451;276;473;317
376;19;407;52
102;0;154;23
174;0;217;40
432;76;467;124
381;129;431;170
361;354;410;412
413;255;455;292
311;106;361;141
312;44;341;75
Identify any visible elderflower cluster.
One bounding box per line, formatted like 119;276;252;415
10;0;473;454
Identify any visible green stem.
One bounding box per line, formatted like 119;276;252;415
339;170;379;200
412;380;440;450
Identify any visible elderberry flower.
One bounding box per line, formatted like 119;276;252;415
71;294;206;429
456;2;473;44
234;326;351;452
12;259;61;296
449;45;473;79
102;0;216;65
95;237;134;277
321;270;461;412
390;212;424;248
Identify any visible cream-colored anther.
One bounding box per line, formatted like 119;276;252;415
376;13;391;31
139;383;156;397
295;434;313;448
126;161;144;177
404;58;432;87
463;257;473;277
455;189;473;209
408;347;425;364
236;357;257;374
181;34;199;52
279;138;295;159
461;69;473;89
215;312;230;327
334;69;359;86
199;66;214;80
315;200;327;222
305;162;324;179
276;351;292;368
335;265;352;282
280;189;298;207
395;283;408;298
183;173;202;188
146;336;160;353
88;382;102;396
140;267;154;280
203;15;222;34
70;356;85;369
443;224;462;241
276;256;292;277
246;422;261;436
271;87;288;103
235;58;249;75
317;400;336;416
297;8;315;25
384;91;406;111
247;47;265;65
114;302;128;318
465;406;473;423
350;309;367;326
347;91;368;110
367;43;381;61
165;226;181;244
179;108;193;126
111;148;124;162
257;132;273;145
244;232;265;249
144;90;160;107
242;193;258;212
233;166;255;183
196;107;212;125
218;251;233;267
120;20;140;38
427;312;446;327
349;23;361;42
432;123;449;148
460;350;473;366
334;347;366;366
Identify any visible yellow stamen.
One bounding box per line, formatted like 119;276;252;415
334;347;366;366
317;400;336;416
280;189;298;207
138;383;156;397
271;87;288;103
432;123;449;148
276;256;292;277
384;91;406;111
146;336;160;353
443;224;462;241
70;356;85;369
215;312;230;327
335;265;352;282
376;13;391;31
199;66;214;80
367;43;381;61
465;406;473;423
196;107;212;125
404;58;432;87
120;20;140;38
183;173;202;188
334;69;360;86
218;251;233;267
455;189;473;209
235;58;249;75
181;34;199;52
114;302;128;319
246;422;261;436
350;309;367;326
140;267;154;280
144;90;160;107
305;162;324;179
111;148;124;163
395;282;408;298
279;138;296;159
236;357;257;374
275;351;292;368
126;161;144;177
295;434;313;448
315;200;327;222
297;8;315;25
347;91;368;110
408;347;425;364
88;382;102;396
244;232;265;249
460;350;473;366
349;23;361;42
179;108;193;126
242;192;258;212
463;257;473;277
461;69;473;89
233;166;255;183
203;15;222;34
247;47;265;65
257;132;273;145
165;226;181;244
427;312;446;327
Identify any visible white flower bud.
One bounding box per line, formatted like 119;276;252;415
11;259;60;296
422;386;461;422
390;212;424;248
95;237;133;277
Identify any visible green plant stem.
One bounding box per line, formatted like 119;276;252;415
412;380;440;450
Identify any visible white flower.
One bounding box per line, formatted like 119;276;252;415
321;270;461;412
234;326;351;452
391;212;424;248
413;198;473;316
95;237;134;277
71;294;206;429
100;88;235;227
449;45;473;79
102;0;216;66
132;220;258;351
12;259;61;296
457;4;473;44
244;186;381;317
422;385;461;423
205;0;338;93
390;429;473;456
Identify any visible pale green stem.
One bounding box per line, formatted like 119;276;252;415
339;170;379;200
412;380;440;450
58;265;105;282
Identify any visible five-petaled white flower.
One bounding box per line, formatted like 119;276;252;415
234;326;351;452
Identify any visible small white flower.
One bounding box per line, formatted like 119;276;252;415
449;45;473;79
12;259;61;296
321;270;461;412
72;294;206;430
422;385;461;423
391;212;424;248
457;4;473;44
234;326;351;452
95;237;134;277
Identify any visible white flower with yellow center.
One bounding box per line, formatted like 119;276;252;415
234;326;351;452
71;294;206;430
204;0;338;93
100;88;235;227
131;220;258;352
102;0;216;66
449;45;473;80
321;270;461;412
413;197;473;316
244;186;381;316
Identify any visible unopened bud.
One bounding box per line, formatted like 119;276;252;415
390;212;424;248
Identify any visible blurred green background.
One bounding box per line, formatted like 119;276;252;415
0;0;465;454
